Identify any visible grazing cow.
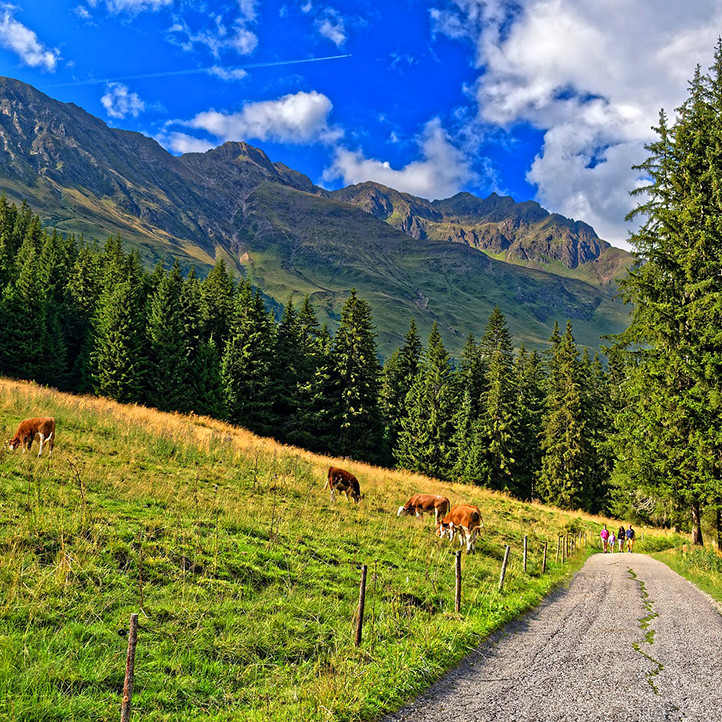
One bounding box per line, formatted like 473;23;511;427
8;417;56;458
436;504;484;554
324;466;363;502
397;494;450;524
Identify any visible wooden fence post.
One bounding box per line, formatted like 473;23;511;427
523;535;528;573
120;613;139;722
354;564;368;647
542;541;548;574
498;545;511;592
455;551;462;614
555;536;560;563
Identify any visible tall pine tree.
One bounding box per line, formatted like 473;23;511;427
331;290;384;462
396;323;457;480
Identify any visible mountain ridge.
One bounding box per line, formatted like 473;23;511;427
0;75;630;352
330;182;631;286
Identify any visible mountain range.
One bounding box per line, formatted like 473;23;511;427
0;76;632;353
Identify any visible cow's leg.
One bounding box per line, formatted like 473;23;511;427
415;509;423;519
47;432;54;457
463;527;472;553
466;527;479;554
37;433;45;457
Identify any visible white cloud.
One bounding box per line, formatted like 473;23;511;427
101;83;145;119
325;118;475;200
432;0;722;245
86;0;172;13
317;10;346;47
208;65;249;81
0;9;59;71
168;14;258;57
237;0;257;22
74;6;93;21
157;130;214;155
187;90;342;144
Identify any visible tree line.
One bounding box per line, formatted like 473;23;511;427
0;197;613;514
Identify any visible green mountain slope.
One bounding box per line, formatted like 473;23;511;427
331;182;633;286
0;76;629;352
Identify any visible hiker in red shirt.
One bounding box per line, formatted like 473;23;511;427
600;525;610;553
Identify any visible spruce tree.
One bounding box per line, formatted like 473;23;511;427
475;307;518;492
146;261;190;411
181;267;225;417
0;234;47;380
270;297;305;439
221;283;275;434
381;318;423;460
612;49;722;543
202;258;235;348
330;290;384;462
396;323;458;480
65;241;103;391
538;321;589;510
288;324;339;453
514;345;546;500
579;350;613;513
90;244;147;403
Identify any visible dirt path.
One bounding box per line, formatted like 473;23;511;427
382;553;722;722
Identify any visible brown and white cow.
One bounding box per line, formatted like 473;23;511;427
8;417;56;458
324;466;363;502
436;504;484;554
397;494;450;524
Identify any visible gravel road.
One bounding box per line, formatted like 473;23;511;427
382;553;722;722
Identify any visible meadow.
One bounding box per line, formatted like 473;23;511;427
0;377;663;721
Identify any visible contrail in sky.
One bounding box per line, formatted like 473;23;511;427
52;54;352;87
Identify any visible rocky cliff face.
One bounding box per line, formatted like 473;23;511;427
332;184;631;284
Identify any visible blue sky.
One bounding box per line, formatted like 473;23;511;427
1;1;721;248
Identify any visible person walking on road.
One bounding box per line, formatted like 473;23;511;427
609;530;616;552
626;524;636;552
600;525;609;552
618;525;626;552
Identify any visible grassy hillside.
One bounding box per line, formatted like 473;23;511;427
236;183;629;354
0;378;665;721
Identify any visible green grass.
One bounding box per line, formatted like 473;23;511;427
652;545;722;604
0;378;655;721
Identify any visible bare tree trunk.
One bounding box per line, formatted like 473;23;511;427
691;500;703;546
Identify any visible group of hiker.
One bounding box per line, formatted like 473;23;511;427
600;524;635;553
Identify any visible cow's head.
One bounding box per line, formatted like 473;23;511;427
436;522;452;540
397;505;412;517
7;437;20;451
